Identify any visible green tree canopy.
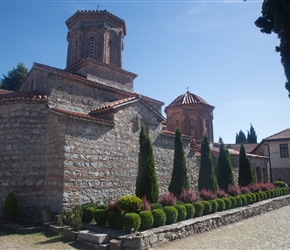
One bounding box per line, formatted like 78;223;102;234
217;138;235;192
255;0;290;97
198;134;218;192
235;130;246;144
247;124;258;143
136;127;159;203
168;128;190;196
238;143;255;187
0;62;28;91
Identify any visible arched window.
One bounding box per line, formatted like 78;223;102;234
73;39;78;63
190;119;195;136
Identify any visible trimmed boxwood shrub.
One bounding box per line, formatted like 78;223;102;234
116;214;124;230
84;206;96;224
245;194;253;204
139;211;154;230
249;193;256;203
239;194;247;205
107;211;119;228
152;209;166;227
274;180;288;188
265;190;272;199
235;196;243;207
123;213;141;233
229;197;237;208
216;199;226;211
163;206;178;225
209;200;219;213
254;193;261;202
150;203;163;210
175;205;187;221
3;192;19;218
202;201;212;215
223;198;232;210
118;195;142;213
193;202;204;217
94;209;107;226
184;203;195;219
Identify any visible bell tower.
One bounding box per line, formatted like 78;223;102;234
65;10;126;69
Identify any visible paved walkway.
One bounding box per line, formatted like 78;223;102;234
152;205;290;250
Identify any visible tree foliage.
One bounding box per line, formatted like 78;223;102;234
136;127;159;203
247;124;258;143
168;128;190;196
198;134;218;192
255;0;290;97
0;63;28;91
238;143;255;187
235;130;246;144
217;138;235;192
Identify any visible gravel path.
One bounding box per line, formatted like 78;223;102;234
152;205;290;250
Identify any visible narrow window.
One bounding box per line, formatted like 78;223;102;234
280;144;289;158
90;38;95;58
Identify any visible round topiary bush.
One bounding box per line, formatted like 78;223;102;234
209;200;219;213
274;180;288;188
150;203;163;210
107;211;119;228
94;209;107;226
245;194;253;204
163;206;178;225
229;197;237;208
139;211;154;230
249;193;256;203
216;199;226;211
202;201;212;215
239;194;247;205
235;196;243;207
84;206;96;224
184;203;195;219
152;209;166;227
118;195;142;213
3;192;19;219
255;193;261;202
123;213;141;233
222;198;232;210
193;202;204;217
174;205;187;221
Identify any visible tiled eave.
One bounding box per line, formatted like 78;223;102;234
49;107;114;125
0;91;48;103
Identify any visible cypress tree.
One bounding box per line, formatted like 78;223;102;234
238;143;255;187
136;127;159;203
198;134;218;192
168;128;190;196
247;124;258;144
217;138;235;192
235;130;247;144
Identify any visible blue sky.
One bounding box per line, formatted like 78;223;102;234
0;0;289;143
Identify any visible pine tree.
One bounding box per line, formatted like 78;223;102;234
168;128;190;196
217;138;235;192
136;127;159;203
198;134;218;192
238;143;255;187
247;124;257;143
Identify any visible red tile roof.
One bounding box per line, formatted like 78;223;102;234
0;91;48;101
264;128;290;141
90;96;136;113
50;107;114;125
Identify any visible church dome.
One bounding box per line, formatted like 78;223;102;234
165;91;213;112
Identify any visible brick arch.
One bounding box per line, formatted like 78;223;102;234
104;31;120;67
83;30;102;61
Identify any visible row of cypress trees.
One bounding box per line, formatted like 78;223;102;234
136;127;256;203
198;134;256;192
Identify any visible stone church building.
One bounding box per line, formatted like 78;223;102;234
0;10;269;218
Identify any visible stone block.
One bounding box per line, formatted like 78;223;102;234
78;230;111;244
110;239;122;250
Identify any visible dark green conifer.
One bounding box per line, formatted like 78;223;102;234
168;128;190;196
136;127;159;203
198;134;218;192
217;138;235;192
238;143;255;186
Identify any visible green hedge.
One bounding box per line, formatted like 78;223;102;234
152;209;166;227
163;206;178;225
139;211;154;230
193;202;204;217
94;209;107;226
118;196;142;213
216;199;226;211
184;204;195;219
202;201;212;215
123;213;141;233
107;211;119;228
209;200;219;213
222;198;232;210
175;205;187;221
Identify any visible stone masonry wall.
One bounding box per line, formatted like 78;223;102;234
59;102;198;211
0;100;48;218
